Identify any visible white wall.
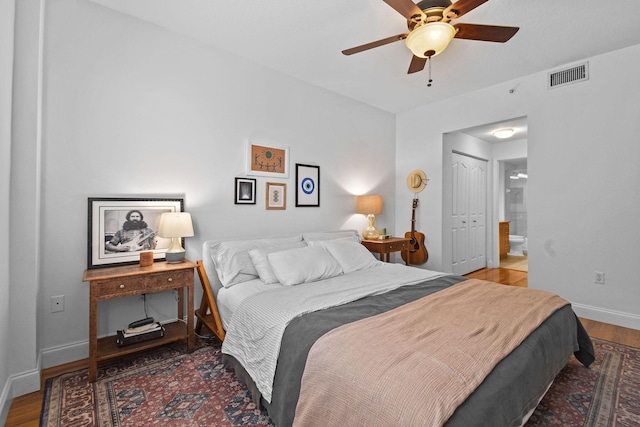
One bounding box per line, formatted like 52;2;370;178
6;0;44;409
396;45;640;329
0;1;16;422
27;0;396;369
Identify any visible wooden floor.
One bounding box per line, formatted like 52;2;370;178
6;268;640;426
499;254;528;272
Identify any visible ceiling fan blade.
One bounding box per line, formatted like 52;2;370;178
445;0;488;19
383;0;425;20
342;34;408;55
453;23;519;42
407;56;427;74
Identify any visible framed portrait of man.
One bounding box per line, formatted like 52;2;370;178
88;197;184;269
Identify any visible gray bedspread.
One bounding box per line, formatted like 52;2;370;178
224;276;595;427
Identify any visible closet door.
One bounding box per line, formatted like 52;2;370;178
452;152;487;275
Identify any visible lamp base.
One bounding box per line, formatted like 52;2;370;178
362;227;380;241
165;237;185;263
362;214;380;240
165;251;185;264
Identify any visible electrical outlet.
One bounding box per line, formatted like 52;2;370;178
594;271;605;285
51;295;65;312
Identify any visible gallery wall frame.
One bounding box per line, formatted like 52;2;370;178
245;140;289;178
235;177;256;204
266;182;286;210
295;163;320;207
87;197;183;269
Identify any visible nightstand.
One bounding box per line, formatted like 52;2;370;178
82;260;196;382
362;237;412;266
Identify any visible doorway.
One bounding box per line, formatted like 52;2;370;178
442;116;528;275
499;159;528;272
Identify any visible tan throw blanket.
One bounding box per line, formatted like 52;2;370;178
293;279;570;427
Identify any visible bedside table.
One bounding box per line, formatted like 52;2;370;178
362;237;412;266
82;260;196;382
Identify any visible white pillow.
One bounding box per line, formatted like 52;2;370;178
210;235;302;288
310;239;380;274
267;246;343;286
248;241;307;284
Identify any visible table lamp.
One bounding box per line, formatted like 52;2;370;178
158;212;194;263
356;195;383;240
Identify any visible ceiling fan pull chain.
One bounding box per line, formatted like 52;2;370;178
427;56;433;87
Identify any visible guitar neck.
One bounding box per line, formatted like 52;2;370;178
410;200;417;237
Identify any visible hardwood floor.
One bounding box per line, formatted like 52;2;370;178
5;268;640;426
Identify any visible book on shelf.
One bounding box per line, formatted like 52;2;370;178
116;324;165;347
122;322;162;337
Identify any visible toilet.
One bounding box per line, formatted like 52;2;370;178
508;235;527;256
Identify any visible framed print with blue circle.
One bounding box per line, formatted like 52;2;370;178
295;163;320;207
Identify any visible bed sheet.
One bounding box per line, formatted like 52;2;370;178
216;278;281;330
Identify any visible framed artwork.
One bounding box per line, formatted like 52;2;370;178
88;197;183;269
266;182;286;210
246;140;289;178
295;163;320;207
235;177;256;204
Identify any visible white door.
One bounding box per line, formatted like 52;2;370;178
452;152;487;275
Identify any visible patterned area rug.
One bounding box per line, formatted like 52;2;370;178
40;337;639;426
526;338;640;426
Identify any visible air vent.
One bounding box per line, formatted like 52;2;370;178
548;62;589;89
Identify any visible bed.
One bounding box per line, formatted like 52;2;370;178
196;230;595;427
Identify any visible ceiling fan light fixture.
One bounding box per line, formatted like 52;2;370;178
405;22;456;58
492;128;515;139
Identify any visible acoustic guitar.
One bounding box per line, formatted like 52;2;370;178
402;198;429;265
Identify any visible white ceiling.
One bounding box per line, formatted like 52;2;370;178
88;0;640;114
457;116;527;143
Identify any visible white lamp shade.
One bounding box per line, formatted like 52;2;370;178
158;212;194;238
405;22;456;58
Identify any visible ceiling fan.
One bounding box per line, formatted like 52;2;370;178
342;0;519;75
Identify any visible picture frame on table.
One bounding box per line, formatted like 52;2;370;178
266;182;286;210
87;197;183;269
295;163;320;207
235;177;256;205
245;140;289;178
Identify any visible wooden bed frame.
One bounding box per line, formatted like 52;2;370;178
195;260;226;341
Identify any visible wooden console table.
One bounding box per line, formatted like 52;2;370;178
82;260;196;382
362;237;411;265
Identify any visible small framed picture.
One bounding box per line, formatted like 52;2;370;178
266;182;286;210
88;197;183;269
295;163;320;207
246;140;289;178
235;177;256;204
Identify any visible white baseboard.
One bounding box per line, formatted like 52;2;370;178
0;364;41;425
10;368;40;397
41;339;88;369
572;303;640;330
0;377;10;427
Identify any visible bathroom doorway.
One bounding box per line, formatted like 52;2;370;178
500;159;528;272
442;116;528;274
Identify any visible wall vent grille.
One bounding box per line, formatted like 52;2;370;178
548;62;589;89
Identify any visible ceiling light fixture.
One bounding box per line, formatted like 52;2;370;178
492;128;516;139
517;172;528;178
405;22;456;59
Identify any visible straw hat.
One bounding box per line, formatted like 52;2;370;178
406;170;427;193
